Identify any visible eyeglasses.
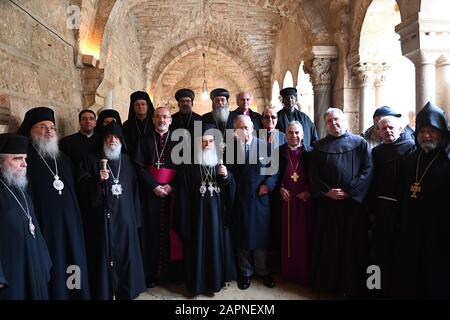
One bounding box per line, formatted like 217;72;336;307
33;125;57;132
263;116;277;120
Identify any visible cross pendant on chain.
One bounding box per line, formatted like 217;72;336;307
410;182;421;198
291;171;299;182
155;160;162;169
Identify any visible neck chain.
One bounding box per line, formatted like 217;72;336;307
287;147;301;183
410;149;441;198
135;115;149;137
107;155;123;198
153;131;170;169
33;144;64;195
0;178;35;238
199;165;220;197
179;111;192;130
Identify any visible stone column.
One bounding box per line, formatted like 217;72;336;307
373;63;390;108
104;90;114;109
304;46;338;138
410;53;436;112
435;55;450;114
353;63;376;133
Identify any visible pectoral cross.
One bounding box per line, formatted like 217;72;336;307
208;182;215;197
410;182;421;198
155;160;162;169
291;171;299;182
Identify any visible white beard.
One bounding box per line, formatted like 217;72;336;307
197;148;218;167
1;166;28;189
419;140;438;152
212;107;229;124
32;134;60;159
104;142;122;160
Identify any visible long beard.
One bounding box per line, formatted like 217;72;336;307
1;167;28;189
197;148;218;167
212;107;229;124
32;134;60;159
104;142;122;160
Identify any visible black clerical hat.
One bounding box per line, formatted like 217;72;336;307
373;106;401;118
0;133;29;154
416;101;449;134
17;107;55;137
175;88;195;102
128;90;154;121
102;121;128;152
280;87;297;98
210;88;230;101
202;123;217;135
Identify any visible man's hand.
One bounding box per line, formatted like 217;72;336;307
0;284;4;289
217;164;227;177
153;185;168;198
325;188;349;200
297;191;311;202
99;169;109;181
161;184;173;194
280;187;291;202
258;184;269;196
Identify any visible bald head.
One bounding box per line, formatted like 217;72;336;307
377;116;401;144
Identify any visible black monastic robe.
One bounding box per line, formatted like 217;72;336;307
123;115;154;161
391;147;450;299
369;133;415;297
0;182;52;300
310;132;373;297
174;165;237;295
79;153;146;300
26;146;90;299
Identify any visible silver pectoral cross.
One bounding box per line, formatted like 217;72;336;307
208;181;215;197
155;160;162;169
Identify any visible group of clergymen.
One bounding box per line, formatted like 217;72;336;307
0;86;449;300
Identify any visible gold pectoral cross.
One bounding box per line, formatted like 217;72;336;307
410;182;421;198
291;171;299;182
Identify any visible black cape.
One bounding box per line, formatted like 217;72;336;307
0;182;52;300
276;108;318;149
169;111;202;136
79;153;146;300
391;148;450;299
227;138;279;249
369;133;415;297
310;132;373;297
59;132;100;167
174;164;237;295
123;116;154;160
25;146;90;299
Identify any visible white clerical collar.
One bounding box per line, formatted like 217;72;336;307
80;131;94;138
288;144;301;151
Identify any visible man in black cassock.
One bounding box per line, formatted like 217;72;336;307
276;87;318;148
0;133;52;300
174;124;236;297
60;109;99;167
227;91;262;130
17;107;90;300
202;88;232;139
310;107;373;298
79;121;146;300
123;91;155;160
135;106;182;288
391;102;450;299
369;115;415;298
228;115;278;290
170;88;202;135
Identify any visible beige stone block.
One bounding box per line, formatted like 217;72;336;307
9;57;40;96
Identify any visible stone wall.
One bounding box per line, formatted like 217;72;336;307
0;0;83;135
99;9;145;123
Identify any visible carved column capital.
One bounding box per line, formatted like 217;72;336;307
352;62;376;87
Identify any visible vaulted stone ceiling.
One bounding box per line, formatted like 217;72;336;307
94;0;342;112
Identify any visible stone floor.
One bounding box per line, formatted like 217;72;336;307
135;274;321;300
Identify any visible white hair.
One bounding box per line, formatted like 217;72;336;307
31;133;60;159
104;141;122;160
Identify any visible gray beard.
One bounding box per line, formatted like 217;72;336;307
1;167;28;189
32;134;60;159
419;140;438;153
212;107;229;124
197;148;218;167
104;142;122;160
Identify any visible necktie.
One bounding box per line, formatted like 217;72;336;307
244;143;249;163
267;132;273;144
